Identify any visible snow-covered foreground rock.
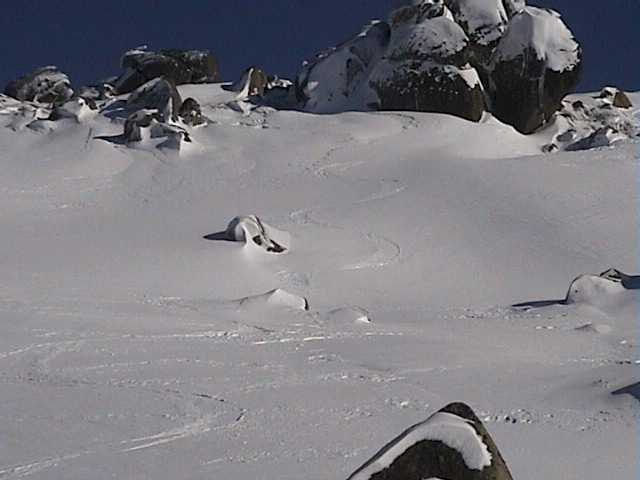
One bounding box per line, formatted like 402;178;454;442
0;82;638;480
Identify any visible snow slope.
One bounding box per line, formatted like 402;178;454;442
0;83;638;480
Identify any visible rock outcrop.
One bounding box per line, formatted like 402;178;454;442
123;109;191;149
114;47;221;94
4;66;74;105
347;402;514;480
295;1;582;133
543;88;637;152
489;7;582;133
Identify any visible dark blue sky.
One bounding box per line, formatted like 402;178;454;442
1;1;637;92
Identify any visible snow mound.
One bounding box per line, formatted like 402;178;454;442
210;216;290;254
325;307;372;326
492;6;580;72
564;269;640;313
233;289;309;312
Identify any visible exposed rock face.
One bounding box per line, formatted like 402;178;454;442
178;97;205;126
371;63;486;121
4;66;74;105
489;7;582;133
347;402;514;480
126;78;182;122
115;47;220;94
295;1;582;134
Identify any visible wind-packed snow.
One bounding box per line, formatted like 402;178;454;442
349;412;492;480
0;82;638;480
492;6;580;72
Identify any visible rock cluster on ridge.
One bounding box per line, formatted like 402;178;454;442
4;66;74;105
114;46;221;94
296;0;583;134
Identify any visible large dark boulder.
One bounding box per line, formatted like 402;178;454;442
114;48;220;94
347;402;514;480
371;62;486;122
4;66;74;105
126;77;182;122
489;7;582;134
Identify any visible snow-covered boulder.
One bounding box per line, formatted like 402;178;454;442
178;97;206;126
126;78;182;122
489;7;582;134
445;0;508;49
229;67;269;98
123;109;191;150
387;11;470;66
296;21;391;112
218;215;290;254
294;1;582;133
347;402;514;480
49;97;98;123
115;47;221;94
4;66;74;105
564;268;640;312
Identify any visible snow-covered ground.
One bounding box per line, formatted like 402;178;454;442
0;84;638;479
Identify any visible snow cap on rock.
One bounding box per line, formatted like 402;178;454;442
347;402;514;480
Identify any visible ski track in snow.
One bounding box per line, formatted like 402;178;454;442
289;113;415;273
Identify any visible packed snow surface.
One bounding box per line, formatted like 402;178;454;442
348;411;492;480
0;82;637;480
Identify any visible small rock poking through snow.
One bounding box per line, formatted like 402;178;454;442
212;216;291;254
347;402;514;480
